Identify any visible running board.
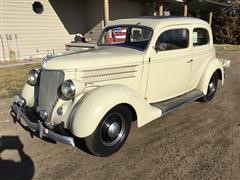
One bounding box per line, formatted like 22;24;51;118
151;90;204;115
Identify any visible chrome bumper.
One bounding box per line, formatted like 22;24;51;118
221;58;231;69
11;103;75;147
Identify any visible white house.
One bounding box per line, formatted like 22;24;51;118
0;0;227;61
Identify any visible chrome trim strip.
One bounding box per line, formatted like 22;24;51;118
84;75;136;83
82;70;137;78
82;65;138;71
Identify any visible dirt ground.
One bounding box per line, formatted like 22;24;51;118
0;51;239;180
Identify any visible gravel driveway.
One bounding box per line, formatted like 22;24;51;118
0;51;239;180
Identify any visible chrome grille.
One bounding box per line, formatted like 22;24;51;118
37;70;64;119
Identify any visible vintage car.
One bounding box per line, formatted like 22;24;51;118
12;17;230;156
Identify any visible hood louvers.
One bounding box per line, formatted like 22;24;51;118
81;65;138;83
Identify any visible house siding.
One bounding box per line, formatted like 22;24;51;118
0;0;145;61
0;0;75;61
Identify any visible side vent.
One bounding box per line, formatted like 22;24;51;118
82;65;138;83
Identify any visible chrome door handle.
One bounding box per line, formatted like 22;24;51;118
187;59;193;63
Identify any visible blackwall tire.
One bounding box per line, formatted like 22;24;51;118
85;105;132;157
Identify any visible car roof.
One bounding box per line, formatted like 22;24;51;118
107;16;209;29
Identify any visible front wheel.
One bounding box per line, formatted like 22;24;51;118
199;72;218;102
85;105;132;156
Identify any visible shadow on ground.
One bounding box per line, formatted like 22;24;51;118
0;136;35;180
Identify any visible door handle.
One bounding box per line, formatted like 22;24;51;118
187;59;193;63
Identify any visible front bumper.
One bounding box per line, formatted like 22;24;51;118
11;102;75;147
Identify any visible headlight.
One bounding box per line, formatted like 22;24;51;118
61;80;76;99
27;69;39;86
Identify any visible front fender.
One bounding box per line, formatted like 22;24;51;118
197;58;224;94
69;84;161;138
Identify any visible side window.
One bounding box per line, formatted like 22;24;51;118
193;28;209;46
156;29;189;51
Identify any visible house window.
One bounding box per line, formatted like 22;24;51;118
193;28;209;46
33;1;44;14
156;29;189;51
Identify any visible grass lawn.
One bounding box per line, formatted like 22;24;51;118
214;44;240;51
0;64;40;98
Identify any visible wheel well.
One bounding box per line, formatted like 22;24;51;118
216;69;222;80
122;103;137;122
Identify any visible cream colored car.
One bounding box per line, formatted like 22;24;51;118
12;17;230;156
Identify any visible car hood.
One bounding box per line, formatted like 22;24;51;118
43;46;144;70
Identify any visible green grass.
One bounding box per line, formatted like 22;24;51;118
0;64;40;98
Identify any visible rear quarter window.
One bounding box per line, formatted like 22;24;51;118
193;28;210;46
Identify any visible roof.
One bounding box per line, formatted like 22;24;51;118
108;16;209;29
166;0;229;11
133;0;229;9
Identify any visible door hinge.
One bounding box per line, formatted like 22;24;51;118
148;57;151;63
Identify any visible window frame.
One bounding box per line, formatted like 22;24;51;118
155;28;190;52
97;25;154;51
192;28;210;47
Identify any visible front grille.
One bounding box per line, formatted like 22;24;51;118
37;70;64;119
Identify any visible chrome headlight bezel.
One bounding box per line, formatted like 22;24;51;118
27;69;40;86
61;80;76;99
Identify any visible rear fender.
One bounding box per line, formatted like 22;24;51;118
69;84;161;138
197;58;224;94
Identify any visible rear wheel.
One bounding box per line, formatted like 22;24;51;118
85;105;132;156
199;72;218;102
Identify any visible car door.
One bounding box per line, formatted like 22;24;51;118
146;26;192;103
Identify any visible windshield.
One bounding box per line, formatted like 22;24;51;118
98;25;153;51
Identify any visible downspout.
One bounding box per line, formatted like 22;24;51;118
15;34;20;61
0;34;6;61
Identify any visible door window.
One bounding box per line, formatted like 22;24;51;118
156;29;189;51
193;28;209;46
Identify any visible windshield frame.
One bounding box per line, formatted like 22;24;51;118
97;24;154;51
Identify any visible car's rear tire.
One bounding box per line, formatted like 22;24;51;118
199;72;218;102
85;105;132;157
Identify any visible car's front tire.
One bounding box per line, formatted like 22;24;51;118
199;72;218;102
85;105;132;156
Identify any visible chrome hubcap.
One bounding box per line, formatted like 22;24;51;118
100;113;126;147
108;122;121;139
208;82;215;95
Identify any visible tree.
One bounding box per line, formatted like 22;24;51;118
212;0;240;44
